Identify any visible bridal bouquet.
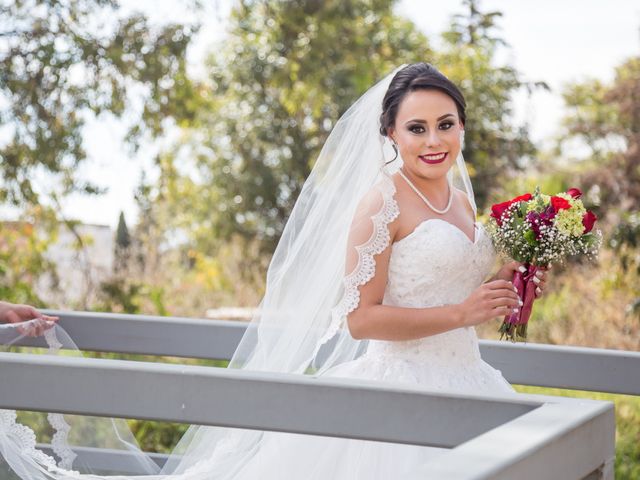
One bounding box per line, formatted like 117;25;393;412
488;186;602;341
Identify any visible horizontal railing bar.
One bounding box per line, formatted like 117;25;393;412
0;352;540;448
9;310;640;395
479;339;640;396
36;394;615;480
417;398;615;480
29;310;246;360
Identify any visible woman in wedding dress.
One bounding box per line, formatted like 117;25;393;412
219;62;548;480
0;63;548;479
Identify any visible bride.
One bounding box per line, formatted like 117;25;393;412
0;62;548;479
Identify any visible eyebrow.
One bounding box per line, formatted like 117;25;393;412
405;113;455;124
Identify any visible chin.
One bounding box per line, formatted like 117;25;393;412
412;161;453;179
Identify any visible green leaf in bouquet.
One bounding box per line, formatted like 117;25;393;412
582;232;596;246
512;214;525;228
524;229;538;246
529;186;545;212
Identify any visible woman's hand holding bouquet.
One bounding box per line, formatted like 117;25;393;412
488;187;602;341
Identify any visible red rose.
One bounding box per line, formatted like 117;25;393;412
582;210;597;233
490;200;513;226
511;193;533;203
567;188;582;199
490;193;532;226
551;196;571;211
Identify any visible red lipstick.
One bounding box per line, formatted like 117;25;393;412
419;152;448;165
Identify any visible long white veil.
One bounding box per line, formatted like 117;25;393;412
0;63;476;478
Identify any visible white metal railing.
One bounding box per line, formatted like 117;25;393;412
1;310;628;479
12;310;640;395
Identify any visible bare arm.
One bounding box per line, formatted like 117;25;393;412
347;244;520;341
344;189;520;342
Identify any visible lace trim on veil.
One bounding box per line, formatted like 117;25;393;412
44;328;78;469
0;410;58;468
0;326;77;470
318;174;399;347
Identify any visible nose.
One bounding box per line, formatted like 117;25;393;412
425;129;442;149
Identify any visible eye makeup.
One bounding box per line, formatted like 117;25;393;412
407;121;454;134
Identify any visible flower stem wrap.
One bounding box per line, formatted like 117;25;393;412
499;263;539;341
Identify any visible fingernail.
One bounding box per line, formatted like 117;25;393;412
533;276;540;284
518;266;526;273
518;299;523;306
536;287;542;295
535;271;543;279
513;308;519;313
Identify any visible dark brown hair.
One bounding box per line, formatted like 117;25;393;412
379;62;466;138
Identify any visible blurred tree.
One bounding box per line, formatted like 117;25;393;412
0;0;200;205
151;0;543;262
98;279;142;313
559;55;640;315
438;0;547;208
155;0;431;256
116;212;131;250
444;0;507;48
114;210;131;273
0;206;59;305
560;56;640;213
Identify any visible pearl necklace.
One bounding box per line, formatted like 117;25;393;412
398;168;453;215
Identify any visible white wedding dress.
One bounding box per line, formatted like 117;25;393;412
168;216;518;479
0;196;517;480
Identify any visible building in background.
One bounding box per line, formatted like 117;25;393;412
36;223;114;308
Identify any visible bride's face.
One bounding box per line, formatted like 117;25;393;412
388;89;463;181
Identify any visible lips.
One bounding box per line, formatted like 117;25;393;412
419;152;448;165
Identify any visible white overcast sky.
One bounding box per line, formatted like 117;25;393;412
55;0;640;229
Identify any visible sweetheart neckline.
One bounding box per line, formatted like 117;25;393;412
392;218;482;247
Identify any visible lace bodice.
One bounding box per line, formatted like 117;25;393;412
365;218;496;365
385;219;495;307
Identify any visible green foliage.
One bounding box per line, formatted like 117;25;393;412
523;228;536;246
156;0;431;256
437;0;545;208
608;212;640;317
559;56;640;213
559;55;640;312
116;212;131;250
0;0;200;205
156;0;541;259
98;279;143;313
443;0;507;48
0;205;58;305
609;212;640;271
128;420;190;454
115;211;132;273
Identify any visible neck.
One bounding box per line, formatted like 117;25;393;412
400;167;450;205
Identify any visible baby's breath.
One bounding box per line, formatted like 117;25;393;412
487;191;602;267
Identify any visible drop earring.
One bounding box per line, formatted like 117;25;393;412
386;138;399;165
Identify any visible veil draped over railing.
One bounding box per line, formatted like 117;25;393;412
0;62;476;478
